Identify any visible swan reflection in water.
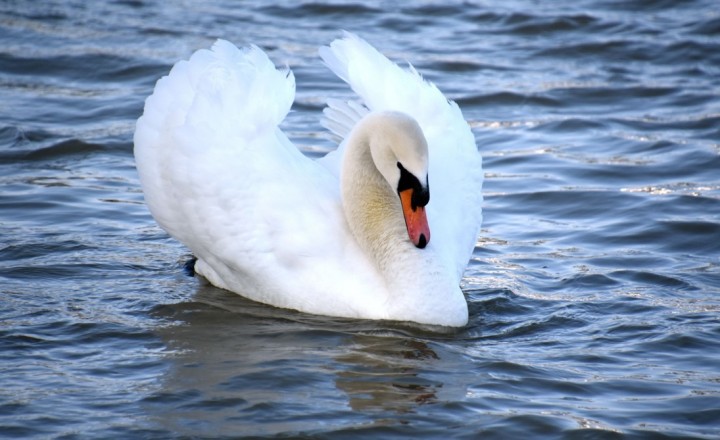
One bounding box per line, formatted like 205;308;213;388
145;285;469;435
334;335;441;412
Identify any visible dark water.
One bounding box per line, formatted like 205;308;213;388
2;1;719;438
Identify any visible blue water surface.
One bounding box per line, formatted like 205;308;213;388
1;1;719;438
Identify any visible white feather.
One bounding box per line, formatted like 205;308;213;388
319;32;483;279
134;33;483;326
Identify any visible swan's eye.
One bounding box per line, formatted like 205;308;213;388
396;162;429;210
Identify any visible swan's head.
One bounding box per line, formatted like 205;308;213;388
366;112;431;249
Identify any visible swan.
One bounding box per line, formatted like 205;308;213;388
134;33;483;327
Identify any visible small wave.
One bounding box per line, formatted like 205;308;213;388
0;51;158;85
259;3;379;17
531;117;607;132
0;240;92;262
0;137;108;162
464;11;613;34
504;13;605;35
690;15;720;35
610;270;693;289
457;91;560;108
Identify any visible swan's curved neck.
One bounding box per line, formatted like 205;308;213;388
340;114;467;326
341;121;409;272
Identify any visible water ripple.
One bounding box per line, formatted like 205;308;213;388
1;0;719;438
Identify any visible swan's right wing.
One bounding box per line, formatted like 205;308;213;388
319;33;484;281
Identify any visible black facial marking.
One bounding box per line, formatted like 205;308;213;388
397;162;429;210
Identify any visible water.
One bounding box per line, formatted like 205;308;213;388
1;1;719;438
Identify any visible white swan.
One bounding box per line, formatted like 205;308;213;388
134;33;483;327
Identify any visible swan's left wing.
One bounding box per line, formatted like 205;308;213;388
134;41;366;312
319;33;483;281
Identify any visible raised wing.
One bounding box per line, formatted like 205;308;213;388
134;40;361;309
319;33;484;280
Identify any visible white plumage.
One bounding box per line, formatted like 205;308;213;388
134;33;483;327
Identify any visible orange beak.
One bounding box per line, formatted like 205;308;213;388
399;188;430;249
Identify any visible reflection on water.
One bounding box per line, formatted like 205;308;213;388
335;336;440;413
148;285;468;435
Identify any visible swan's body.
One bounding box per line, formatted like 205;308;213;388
134;34;483;327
